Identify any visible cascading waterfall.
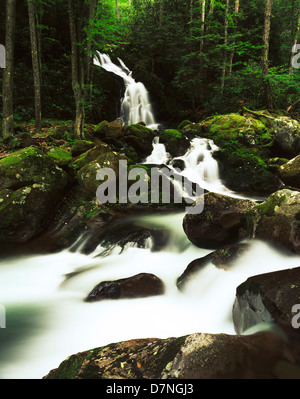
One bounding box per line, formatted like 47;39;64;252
0;55;299;379
94;52;158;129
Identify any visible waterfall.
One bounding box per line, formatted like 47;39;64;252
94;52;158;129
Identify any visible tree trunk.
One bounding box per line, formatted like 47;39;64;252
289;12;300;73
115;0;120;22
261;0;273;109
68;0;96;139
2;0;16;138
229;0;240;74
28;0;42;131
68;0;85;138
220;0;230;94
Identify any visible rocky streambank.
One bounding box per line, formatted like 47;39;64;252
1;110;300;379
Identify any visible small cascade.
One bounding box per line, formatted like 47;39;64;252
94;52;158;128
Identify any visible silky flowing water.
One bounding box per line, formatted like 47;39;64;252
0;55;299;379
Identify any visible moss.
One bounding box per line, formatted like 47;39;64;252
47;148;73;166
255;193;286;218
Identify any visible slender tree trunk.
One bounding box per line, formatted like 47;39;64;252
68;0;96;138
2;0;16;138
261;0;273;109
220;0;230;94
229;0;240;74
115;0;120;22
28;0;42;131
68;0;85;138
289;12;300;73
199;0;206;55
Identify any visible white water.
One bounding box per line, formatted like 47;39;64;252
94;52;158;129
0;138;299;379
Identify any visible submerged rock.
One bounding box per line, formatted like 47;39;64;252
44;330;300;379
84;273;165;302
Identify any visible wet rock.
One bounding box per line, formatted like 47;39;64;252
244;189;300;254
233;266;300;335
177;243;250;290
183;192;256;249
44;330;300;379
84;273;165;302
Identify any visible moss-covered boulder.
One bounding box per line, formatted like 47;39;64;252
158;129;189;157
123;124;156;159
94;120;123;140
77;150;128;195
279;155;300;188
0;146;67;190
183;113;280;194
47;148;73;167
71;140;95;157
44;330;300;379
244;189;300;254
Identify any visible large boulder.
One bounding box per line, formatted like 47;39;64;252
244;189;300;254
279;155;300;189
233;267;300;335
94;120;123;140
123;124;156;159
183;192;256;249
84;273;165;302
44;330;300;379
273;116;300;157
0;147;68;245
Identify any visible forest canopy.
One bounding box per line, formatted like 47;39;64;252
0;0;299;138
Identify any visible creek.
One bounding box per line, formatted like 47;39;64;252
0;55;299;379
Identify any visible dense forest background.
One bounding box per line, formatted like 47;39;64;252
0;0;299;137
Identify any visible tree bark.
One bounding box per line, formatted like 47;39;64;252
2;0;16;138
289;12;300;73
229;0;240;74
261;0;273;109
220;0;230;94
68;0;96;138
28;0;42;131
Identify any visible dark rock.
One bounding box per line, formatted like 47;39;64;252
177;243;250;290
183;192;256;249
84;273;165;302
233;266;300;335
44;330;300;379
